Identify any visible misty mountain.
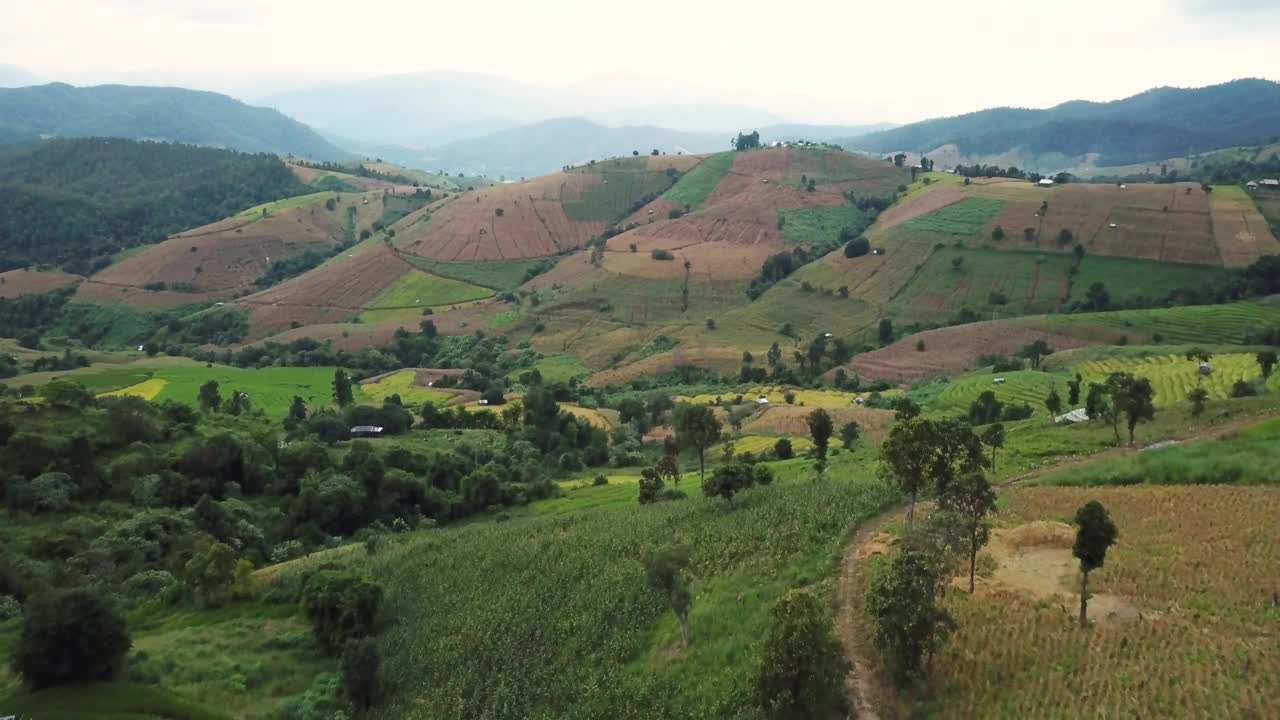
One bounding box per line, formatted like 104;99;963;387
0;63;36;88
0;83;350;159
843;79;1280;167
407;117;728;178
757;123;897;143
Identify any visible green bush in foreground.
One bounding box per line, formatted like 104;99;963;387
13;588;132;689
752;589;849;719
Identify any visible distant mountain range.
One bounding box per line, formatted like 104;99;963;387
0;63;36;88
842;79;1280;169
0;83;349;159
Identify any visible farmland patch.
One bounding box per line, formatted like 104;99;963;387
903;197;1005;235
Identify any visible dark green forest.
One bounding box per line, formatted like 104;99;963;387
0;138;309;273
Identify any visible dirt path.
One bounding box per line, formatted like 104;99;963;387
833;410;1274;718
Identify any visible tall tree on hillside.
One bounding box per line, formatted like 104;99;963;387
865;545;955;683
340;637;384;711
752;590;850;719
286;396;308;428
1188;386;1209;418
1067;374;1082;406
333;370;354;408
880;417;983;527
938;472;997;594
767;342;783;369
1045;386;1063;417
1019;339;1053;370
980;423;1005;473
806;409;834;479
734;131;761;151
1073;501;1119;626
839;420;861;449
1108;372;1155;446
674;403;721;484
641;545;693;647
1257;350;1277;379
878;318;895;345
198;380;222;413
1086;382;1121;443
1084;282;1111;311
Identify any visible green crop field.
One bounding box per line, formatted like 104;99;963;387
293;464;898;719
404;257;554;291
892;248;1073;320
1072;351;1279;404
235;191;333;220
563;163;677;222
1068;255;1231;305
361;270;492;316
360;370;455;406
778;205;872;246
0;682;229;720
931;370;1061;417
511;353;589;385
903;197;1005;235
1044;301;1280;345
662;152;735;209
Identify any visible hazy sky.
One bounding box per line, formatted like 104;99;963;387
3;0;1278;123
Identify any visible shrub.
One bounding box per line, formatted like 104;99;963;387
651;249;675;261
121;570;180;605
752;590;849;719
592;474;608;487
1231;380;1258;398
843;236;871;258
0;594;21;621
341;637;385;711
774;438;795;460
13;588;132;689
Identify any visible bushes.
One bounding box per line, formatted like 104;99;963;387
843;236;871;258
302;570;384;654
13;588;132;689
651;249;675;261
752;590;849;719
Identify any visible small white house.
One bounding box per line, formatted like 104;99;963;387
1247;181;1260;189
854;396;864;405
994;377;1007;384
755;396;769;406
1038;178;1055;187
1262;179;1280;188
479;399;490;406
1108;223;1118;228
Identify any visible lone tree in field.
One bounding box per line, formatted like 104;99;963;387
879;417;984;527
656;454;680;486
1045;386;1063;416
806;408;834;478
333;369;354;408
878;318;894;345
1188;386;1209;418
1185;347;1212;364
1019;339;1053;370
752;589;850;719
839;420;861;448
674;403;722;484
892;396;921;422
1073;500;1119;627
991;225;1006;242
939;472;997;593
198;379;222;413
1067;373;1082;406
638;467;665;504
703;462;755;507
865;545;956;683
1257;350;1278;379
980;423;1005;472
14;588;132;689
1108;372;1155;446
641;545;693;647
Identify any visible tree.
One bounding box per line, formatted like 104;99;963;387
638;467;664;504
1185;347;1212;364
767;342;782;369
806;409;833;478
198;379;222;412
287;395;308;428
656;454;681;486
752;590;850;719
302;570;383;654
991;225;1006;242
938;472;997;593
1056;228;1074;247
1188;386;1209;417
773;437;794;460
1108;372;1155;446
839;421;860;448
703;462;755;507
892;396;921;421
333;370;354;407
878;318;894;345
865;546;955;683
1086;382;1120;443
13;588;131;689
951;256;965;272
641;545;693;647
1231;379;1258;397
1019;339;1053;370
674;403;721;484
184;541;238;606
734;131;761;151
341;637;384;711
980;423;1005;473
38;379;93;407
843;236;871;258
1045;386;1063;416
1023;226;1036;243
1073;501;1119;626
1067;374;1082;406
1257;350;1278;379
1084;282;1111;311
967;390;1004;425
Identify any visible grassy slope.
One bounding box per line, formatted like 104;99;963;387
779;205;872;246
362;270;492;310
402;257;553;291
662;152;735;209
0;682;229;720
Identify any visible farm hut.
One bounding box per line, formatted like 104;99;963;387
1038;178;1055;187
1262;179;1280;188
1199;362;1213;377
854;396;864;405
350;425;384;438
1054;408;1089;424
993;377;1007;384
755;396;769;406
1247;181;1259;189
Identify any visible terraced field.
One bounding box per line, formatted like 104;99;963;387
932;370;1061;416
359;369;456;406
778;205;873;246
903;197;1005;235
359;270;492;320
1072;351;1279;404
402;257;554;290
662;152;735;208
1045;301;1280;345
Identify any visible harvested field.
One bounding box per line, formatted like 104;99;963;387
73;280;230;309
358;369;458;406
585;347;744;388
0;269;83;298
903;197;1005;235
1210;185;1280;267
918;485;1280;719
602;242;775;280
741;405;894;442
870;184;965;238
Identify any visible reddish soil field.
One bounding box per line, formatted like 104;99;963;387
646;154;704;173
584;347;743;388
602;242;776;280
0;269;83;298
842;320;1093;383
395;173;606;261
742;405;894;443
1210;190;1280;268
72;280;232;309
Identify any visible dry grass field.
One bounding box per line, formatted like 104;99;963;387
0;269;83;298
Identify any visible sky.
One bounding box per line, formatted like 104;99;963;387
3;0;1278;124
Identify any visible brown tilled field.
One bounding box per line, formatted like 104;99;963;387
741;405;894;442
72;280;231;309
584;347;745;388
1209;187;1280;268
287;162;418;194
0;269;83;298
394;173;606;261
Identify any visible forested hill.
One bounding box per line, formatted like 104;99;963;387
843;78;1280;165
0;138;309;273
0;83;350;160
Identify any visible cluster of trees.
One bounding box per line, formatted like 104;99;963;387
0;138;308;273
733;131;762;151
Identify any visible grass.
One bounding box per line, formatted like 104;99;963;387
1043;301;1280;345
360;370;454;406
0;682;229;719
662;152;735;209
903;197;1005;235
932;370;1059;417
510;353;589;385
1067;255;1232;306
1071;351;1279;405
315;467;900;719
913;484;1280;718
677;385;865;409
778;205;872;246
234;191;334;220
563;163;677;222
361;270;491;315
402;257;555;291
900;172;963;201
